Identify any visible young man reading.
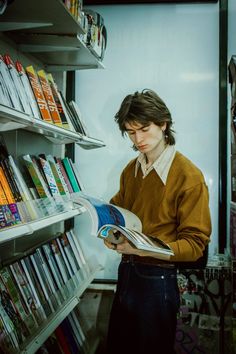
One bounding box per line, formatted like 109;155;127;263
104;89;212;354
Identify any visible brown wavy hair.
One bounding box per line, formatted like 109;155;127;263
114;89;175;145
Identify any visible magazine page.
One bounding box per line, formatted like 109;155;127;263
71;193;142;236
98;224;174;256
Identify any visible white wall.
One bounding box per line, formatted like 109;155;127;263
74;3;219;280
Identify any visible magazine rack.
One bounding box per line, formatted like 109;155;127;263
0;1;106;352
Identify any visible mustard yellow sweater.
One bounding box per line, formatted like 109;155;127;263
110;151;212;262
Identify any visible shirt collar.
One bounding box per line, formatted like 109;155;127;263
134;145;176;185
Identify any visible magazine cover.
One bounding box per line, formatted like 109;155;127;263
71;193;174;256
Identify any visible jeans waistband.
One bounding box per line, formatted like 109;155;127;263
122;254;176;269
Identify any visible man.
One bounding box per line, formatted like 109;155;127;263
104;89;211;354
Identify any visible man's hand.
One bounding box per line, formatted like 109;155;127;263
104;238;137;254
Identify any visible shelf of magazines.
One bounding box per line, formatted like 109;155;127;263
0;0;105;71
0;196;86;244
0;0;86;36
1;257;102;354
13;34;105;72
0;104;105;148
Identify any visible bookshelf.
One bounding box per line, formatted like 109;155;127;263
0;1;106;353
0;0;105;70
17;258;101;354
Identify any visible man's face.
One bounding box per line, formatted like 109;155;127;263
125;121;166;154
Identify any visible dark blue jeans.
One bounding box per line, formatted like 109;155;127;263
106;259;180;354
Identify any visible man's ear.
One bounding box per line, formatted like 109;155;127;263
161;122;167;132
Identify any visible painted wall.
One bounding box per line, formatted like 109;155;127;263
74;3;219;279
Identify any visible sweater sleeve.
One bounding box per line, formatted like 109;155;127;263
168;182;212;262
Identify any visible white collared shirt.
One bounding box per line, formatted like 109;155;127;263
134;145;176;185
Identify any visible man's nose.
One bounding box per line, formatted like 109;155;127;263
135;132;143;143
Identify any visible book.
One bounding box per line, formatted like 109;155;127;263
0;55;13;108
0;295;19;350
57;91;77;132
25;65;52;123
55;157;74;194
58;233;80;275
71;193;174;256
53;156;71;197
47;73;70;129
69;100;89;136
3;54;32;115
66;229;86;267
30;251;58;312
46;155;66;196
50;239;71;285
7;155;39;220
38;154;61;198
37;70;62;126
0;273;29;345
41;243;65;291
0;54;22;111
0;267;36;335
15;60;41;119
69;158;85;191
21;256;52;318
56;237;74;278
9;261;44;325
22;154;51;199
62;157;81;193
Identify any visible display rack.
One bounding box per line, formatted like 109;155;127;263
0;0;104;70
0;1;106;352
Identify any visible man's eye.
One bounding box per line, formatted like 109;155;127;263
142;128;149;132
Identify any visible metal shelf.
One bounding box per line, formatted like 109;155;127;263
0;0;105;70
0;207;85;244
20;259;102;354
0;105;105;148
1;0;85;35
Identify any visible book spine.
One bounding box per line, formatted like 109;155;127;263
25;65;53;123
0;166;15;203
46;155;66;196
47;73;70;129
53;157;71;197
0;55;14;108
36;248;61;304
9;262;43;325
56;237;75;279
66;230;86;267
8;156;39;220
0;267;36;335
55;157;74;194
15;60;41;119
60;233;80;274
22;154;51;199
0;179;8;205
3;158;23;202
4;54;32;115
37;70;62;126
50;239;70;284
62;157;81;193
41;243;64;290
0;299;19;350
0;273;28;345
30;253;56;312
21;257;51;318
0;160;19;202
0;55;22;111
38;156;61;197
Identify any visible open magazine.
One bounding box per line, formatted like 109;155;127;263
71;193;174;257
